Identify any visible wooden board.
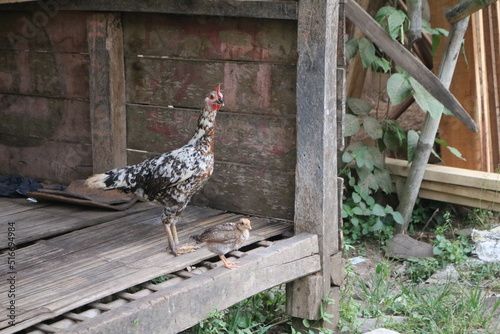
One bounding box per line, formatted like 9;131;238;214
0;11;88;52
0;199;152;249
0;199;292;333
0;0;298;20
59;234;319;334
126;104;296;170
123;13;298;63
125;57;297;116
87;13;127;173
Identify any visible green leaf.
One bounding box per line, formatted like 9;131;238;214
342;150;354;164
371;219;384;231
446;146;466;161
371;58;391;73
363;116;384;140
387;73;412;104
387;11;406;40
409;77;445;119
347;97;372;115
383;129;401;152
352;192;361;203
374;168;393;194
407;129;419;163
372;203;386;217
358;37;377;68
344;113;360;137
375;6;396;23
352;207;364;216
392;211;405;225
345;38;359;60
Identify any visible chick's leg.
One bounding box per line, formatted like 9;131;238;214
220;254;239;269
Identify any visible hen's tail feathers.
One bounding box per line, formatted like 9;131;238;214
84;173;108;189
85;167;132;190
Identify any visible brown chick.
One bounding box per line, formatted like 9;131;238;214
191;218;252;269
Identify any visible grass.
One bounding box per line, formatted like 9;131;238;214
184;209;499;333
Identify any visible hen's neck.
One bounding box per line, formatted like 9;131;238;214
188;105;217;149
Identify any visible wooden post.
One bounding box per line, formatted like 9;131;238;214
87;13;127;173
287;0;341;330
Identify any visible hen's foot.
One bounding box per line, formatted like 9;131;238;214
170;244;199;255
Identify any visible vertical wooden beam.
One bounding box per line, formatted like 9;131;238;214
87;13;127;173
287;0;340;329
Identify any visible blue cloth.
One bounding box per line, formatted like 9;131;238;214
0;175;43;197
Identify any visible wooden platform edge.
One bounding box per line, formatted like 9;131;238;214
56;234;319;334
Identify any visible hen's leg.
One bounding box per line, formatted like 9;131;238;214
172;222;199;254
162;210;197;255
220;254;239;269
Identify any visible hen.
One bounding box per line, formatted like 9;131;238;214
85;85;224;255
191;218;252;269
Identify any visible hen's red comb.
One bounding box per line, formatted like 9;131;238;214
216;84;221;95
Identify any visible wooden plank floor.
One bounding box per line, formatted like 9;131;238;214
0;198;293;334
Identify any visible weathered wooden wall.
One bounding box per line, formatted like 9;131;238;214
123;14;298;219
0;11;92;182
0;10;298;219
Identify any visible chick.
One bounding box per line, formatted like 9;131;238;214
191;218;252;269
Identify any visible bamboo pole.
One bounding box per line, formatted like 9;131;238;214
395;17;470;233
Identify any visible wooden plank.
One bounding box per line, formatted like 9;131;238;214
0;11;88;52
56;234;319;334
386;158;500;192
0;140;92;184
345;0;478;133
0;98;90;143
0;198;53;217
87;13;127;173
126;104;296;170
484;4;500;168
0;0;298;20
0;204;292;333
290;0;339;325
0;200;153;249
0;51;89;98
418;188;500;211
123;13;298;63
125;57;297;116
427;0;484;170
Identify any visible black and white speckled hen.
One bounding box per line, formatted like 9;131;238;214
85;85;224;255
191;218;252;269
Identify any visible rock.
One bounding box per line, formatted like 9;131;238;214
424;264;459;284
363;327;403;334
358;317;406;333
471;227;500;262
385;234;434;259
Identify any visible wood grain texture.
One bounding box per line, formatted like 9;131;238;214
0;11;88;52
87;13;127;173
125;57;297;116
126;104;296;170
123;13;298;63
290;0;339;323
0;0;298;20
58;234;318;334
0;199;293;333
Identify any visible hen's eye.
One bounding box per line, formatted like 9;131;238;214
210;95;215;99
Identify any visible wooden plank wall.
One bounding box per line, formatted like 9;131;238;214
432;2;499;172
123;14;298;219
0;11;92;183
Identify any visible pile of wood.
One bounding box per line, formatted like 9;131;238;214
386;157;500;211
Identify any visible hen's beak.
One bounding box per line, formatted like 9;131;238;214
217;98;224;106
